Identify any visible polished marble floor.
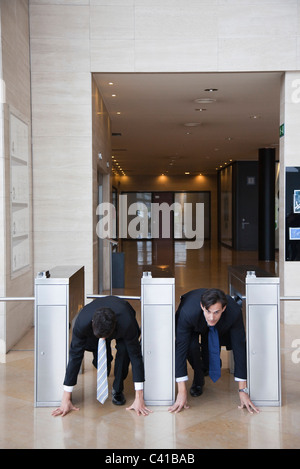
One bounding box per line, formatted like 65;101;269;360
1;240;300;449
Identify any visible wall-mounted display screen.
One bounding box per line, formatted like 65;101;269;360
286;167;300;261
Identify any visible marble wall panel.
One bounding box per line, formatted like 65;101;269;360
90;40;135;72
32;135;92;169
90;5;134;40
134;38;218;72
0;0;33;354
30;37;90;73
90;0;134;5
31;72;91;106
218;36;297;71
33;230;93;296
218;0;296;5
134;5;218;40
217;3;298;37
29;4;90;39
134;0;218;5
32;103;92;137
30;0;89;4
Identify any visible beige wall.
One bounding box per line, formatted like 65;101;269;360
88;0;299;73
30;1;93;294
0;0;33;359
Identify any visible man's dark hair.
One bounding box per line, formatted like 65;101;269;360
92;308;116;338
201;288;227;309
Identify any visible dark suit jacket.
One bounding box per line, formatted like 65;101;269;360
63;296;144;386
175;288;247;380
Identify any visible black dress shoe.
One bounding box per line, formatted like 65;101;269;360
112;389;126;405
190;384;203;397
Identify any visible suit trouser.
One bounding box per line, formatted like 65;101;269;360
92;338;130;393
187;332;206;387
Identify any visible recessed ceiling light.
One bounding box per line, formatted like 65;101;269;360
112;94;116;97
204;88;218;92
108;82;114;85
194;98;216;104
195;108;207;112
249;114;261;119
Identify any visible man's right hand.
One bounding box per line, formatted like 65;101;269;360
51;391;79;417
168;381;189;413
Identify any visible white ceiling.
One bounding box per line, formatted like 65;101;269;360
94;72;282;177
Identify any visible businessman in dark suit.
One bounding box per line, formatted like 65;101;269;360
168;288;259;414
52;296;151;417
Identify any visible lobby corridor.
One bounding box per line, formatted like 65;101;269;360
0;241;300;449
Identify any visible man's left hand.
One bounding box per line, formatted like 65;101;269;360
126;390;153;416
238;391;260;414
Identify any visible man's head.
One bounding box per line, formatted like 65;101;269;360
92;308;116;338
200;288;227;327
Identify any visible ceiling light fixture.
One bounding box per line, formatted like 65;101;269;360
194;98;216;104
204;88;218;92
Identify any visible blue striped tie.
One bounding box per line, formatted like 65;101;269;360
208;326;221;382
97;338;108;404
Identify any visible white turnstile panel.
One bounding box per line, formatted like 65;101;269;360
34;266;84;407
36;305;67;404
141;273;175;406
246;274;281;406
248;305;279;403
143;305;173;401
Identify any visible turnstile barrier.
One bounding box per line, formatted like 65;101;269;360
228;265;281;407
141;271;175;406
34;266;84;407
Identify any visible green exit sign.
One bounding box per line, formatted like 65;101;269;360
279;123;285;137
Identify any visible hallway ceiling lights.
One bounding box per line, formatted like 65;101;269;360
111;155;126;176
